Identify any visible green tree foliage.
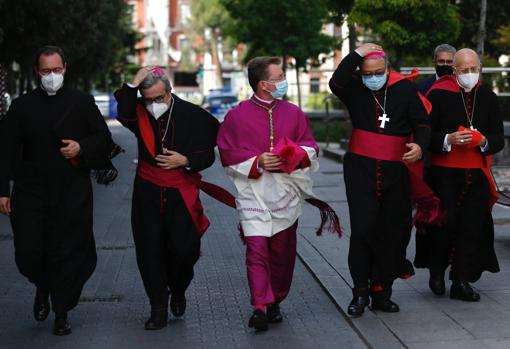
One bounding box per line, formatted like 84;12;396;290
455;0;509;60
221;0;334;106
221;0;334;68
349;0;460;68
323;0;356;51
0;0;137;94
493;24;510;60
189;0;234;86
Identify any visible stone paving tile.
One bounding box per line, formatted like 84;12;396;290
297;148;510;349
0;121;366;349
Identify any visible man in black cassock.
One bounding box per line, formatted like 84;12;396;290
417;44;456;95
116;67;219;330
414;48;504;301
0;46;114;335
329;43;431;317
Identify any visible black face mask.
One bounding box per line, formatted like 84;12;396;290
435;65;453;77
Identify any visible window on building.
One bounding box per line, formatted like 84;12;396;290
180;4;191;26
310;78;320;93
179;37;188;50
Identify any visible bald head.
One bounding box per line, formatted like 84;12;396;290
453;48;481;68
453;48;482;91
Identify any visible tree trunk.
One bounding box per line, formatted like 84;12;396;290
26;65;34;92
295;65;302;109
19;67;26;96
210;29;223;88
477;0;487;57
348;22;357;52
0;63;7;117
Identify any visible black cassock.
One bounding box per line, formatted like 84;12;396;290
329;51;431;293
414;80;504;282
116;84;219;309
0;87;114;314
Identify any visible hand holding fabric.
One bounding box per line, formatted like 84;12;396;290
447;129;473;146
272;137;307;174
457;126;483;148
258;152;282;172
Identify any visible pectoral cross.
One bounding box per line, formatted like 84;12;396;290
378;113;390;129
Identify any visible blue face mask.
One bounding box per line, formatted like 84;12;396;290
362;73;387;91
268;80;288;98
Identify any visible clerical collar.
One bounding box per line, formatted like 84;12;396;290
253;94;274;104
40;84;57;96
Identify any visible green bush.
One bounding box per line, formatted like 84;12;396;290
310;119;348;143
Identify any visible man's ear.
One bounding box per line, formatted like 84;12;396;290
258;80;267;92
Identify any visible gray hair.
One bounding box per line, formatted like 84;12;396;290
434;44;456;60
139;72;172;92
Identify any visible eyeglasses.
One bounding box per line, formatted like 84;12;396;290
455;67;481;74
361;71;386;78
38;67;65;76
143;93;168;104
435;59;453;66
265;75;286;83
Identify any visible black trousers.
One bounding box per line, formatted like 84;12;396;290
416;167;499;282
344;153;413;293
132;176;201;309
10;165;97;315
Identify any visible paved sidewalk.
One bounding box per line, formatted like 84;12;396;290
0;121;367;349
295;146;510;349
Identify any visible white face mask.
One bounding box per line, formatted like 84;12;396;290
457;73;479;91
146;101;169;119
41;72;64;95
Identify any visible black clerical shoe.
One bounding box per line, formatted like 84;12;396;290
450;282;480;302
248;309;268;331
144;309;168;330
170;294;186;317
53;314;72;336
347;289;369;317
33;289;50;322
429;272;446;296
371;299;400;313
267;303;283;323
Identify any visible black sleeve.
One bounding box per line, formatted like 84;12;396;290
115;83;140;134
483;92;505;155
407;85;431;151
0;100;22;197
77;95;115;169
328;50;363;100
185;109;220;172
428;91;448;153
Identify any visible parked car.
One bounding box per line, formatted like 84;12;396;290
93;93;110;117
202;89;238;123
93;92;118;118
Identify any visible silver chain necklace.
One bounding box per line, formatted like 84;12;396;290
161;97;175;146
459;88;477;130
371;86;390;129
